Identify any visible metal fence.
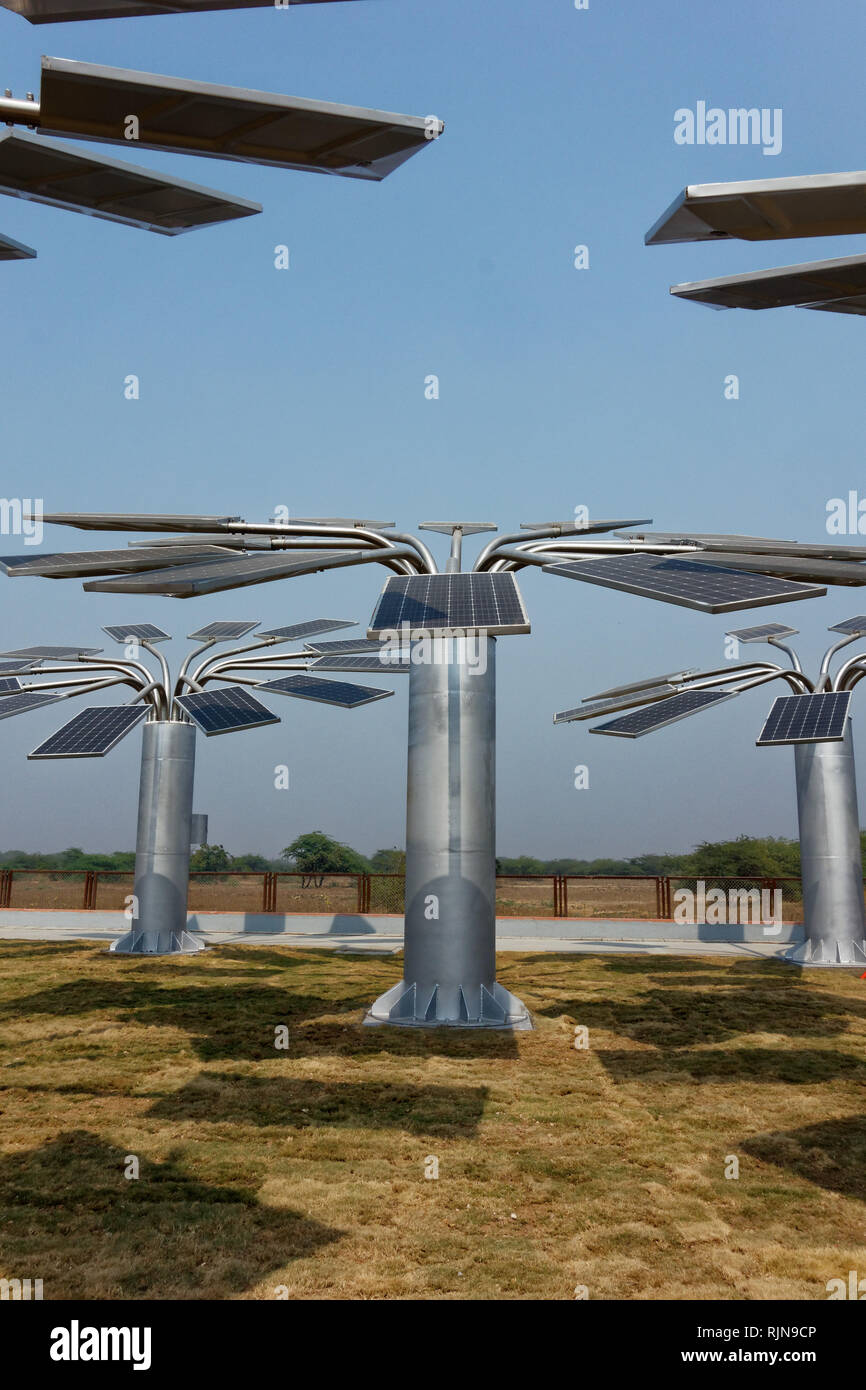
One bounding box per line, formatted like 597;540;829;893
0;869;827;921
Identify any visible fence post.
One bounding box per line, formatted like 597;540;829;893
357;874;371;913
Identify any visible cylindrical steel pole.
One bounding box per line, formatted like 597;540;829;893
365;636;530;1027
787;719;866;966
111;721;203;956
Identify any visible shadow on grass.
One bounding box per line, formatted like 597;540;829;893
0;1130;341;1299
147;1072;489;1135
0;979;383;1061
595;1047;866;1086
743;1115;866;1201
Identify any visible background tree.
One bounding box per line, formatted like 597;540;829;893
189;844;231;872
280;832;370;876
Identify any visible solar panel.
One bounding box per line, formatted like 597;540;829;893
303;638;386;655
590;690;736;739
367;573;530;638
38;58;443;182
693;551;866;584
0;645;103;659
0;689;67;719
554;684;679;724
0;660;39;673
520;518;653;535
757;692;852;746
725;622;799;643
286;518;395;529
28;704;148;758
0;230;36;260
103;623;171;644
646;172;866;246
1;546;236;577
187;621;260;642
310;654;411;673
0;678;21;693
5;0;356;21
0;130;261;236
543;554;826;613
175;685;279;735
584;670;699;701
829;616;866;636
41;513;242;532
84;549;356;596
257;619;357;643
670;253;866;312
617;530;866;561
258;673;393;709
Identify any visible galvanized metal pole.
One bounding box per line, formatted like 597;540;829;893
365;635;530;1027
111;720;203;955
787;719;866;966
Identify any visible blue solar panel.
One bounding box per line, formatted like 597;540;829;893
0;677;21;693
303;639;387;655
544;554;825;613
310;654;410;674
0;690;67;719
828;616;866;636
258;619;357;642
176;685;279;735
368;573;529;637
103;623;171;643
590;689;735;738
187;621;260;642
258;673;393;709
757;692;851;746
28;704;148;758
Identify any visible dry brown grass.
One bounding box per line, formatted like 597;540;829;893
1;941;865;1300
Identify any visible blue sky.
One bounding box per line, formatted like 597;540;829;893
1;0;866;860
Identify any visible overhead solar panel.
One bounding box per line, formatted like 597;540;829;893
2;546;234;577
0;677;21;693
554;684;679;724
257;619;357;643
84;549;357;596
543;553;826;613
520;518;653;535
258;673;393;709
285;517;395;529
829;616;866;636
303;638;387;655
367;573;530;638
4;0;357;21
38;58;443;182
103;623;171;644
646;172;866;246
670;253;866;312
0;130;261;236
617;530;866;561
757;691;852;746
28;703;148;758
187;621;260;642
584;670;699;701
311;654;411;673
0;689;67;719
725;622;799;643
41;513;243;532
692;551;866;585
0;229;36;260
0;645;103;659
590;690;736;739
0;659;39;673
175;685;279;735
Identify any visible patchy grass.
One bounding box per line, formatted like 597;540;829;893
1;941;865;1300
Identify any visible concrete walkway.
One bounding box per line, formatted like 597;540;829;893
0;911;799;959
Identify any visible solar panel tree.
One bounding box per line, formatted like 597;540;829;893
553;611;866;967
0;4;442;255
7;512;866;1023
0;615;404;954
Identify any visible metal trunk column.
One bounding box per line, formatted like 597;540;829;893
365;636;530;1027
787;719;866;966
111;720;203;956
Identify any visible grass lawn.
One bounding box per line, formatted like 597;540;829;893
1;940;865;1300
